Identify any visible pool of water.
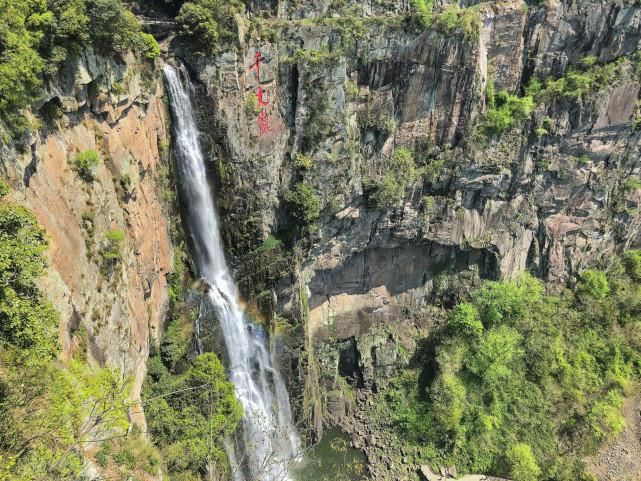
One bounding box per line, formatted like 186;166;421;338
294;428;367;481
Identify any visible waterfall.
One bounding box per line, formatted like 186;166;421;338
163;63;300;481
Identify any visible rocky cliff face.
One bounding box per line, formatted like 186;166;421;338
175;0;641;455
0;49;174;426
1;0;637;478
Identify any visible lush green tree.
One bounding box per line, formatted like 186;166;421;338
0;0;46;133
144;352;242;479
0;359;134;480
86;0;139;52
177;2;219;51
0;202;58;364
39;0;90;72
465;325;522;389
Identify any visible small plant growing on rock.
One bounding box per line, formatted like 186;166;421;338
294;152;313;170
81;211;96;259
256;234;282;253
73;150;100;182
577;154;591;165
101;229;126;265
286;183;321;227
372;147;421;208
245;93;259;118
0;179;10;198
623;177;641;191
535;127;548;137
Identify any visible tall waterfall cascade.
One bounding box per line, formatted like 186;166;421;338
163;63;301;481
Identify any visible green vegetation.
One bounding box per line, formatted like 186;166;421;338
100;228;125;268
623;250;641;281
72;149;100;182
256;234;282;253
623;177;641;191
411;0;434;19
0;179;10;198
506;444;541;481
301;94;335;151
245;92;260;118
286;46;342;66
359;94;396;138
411;1;480;40
483;80;534;134
144;351;243;479
95;430;162;476
381;264;641;480
139;32;161;60
0;191;152;480
481;56;631;137
0;201;57;364
286;183;321;227
159;306;194;370
372;147;421;207
533;57;624;101
176;0;245;55
0;0;160;136
577;269;610;300
294;152;313;170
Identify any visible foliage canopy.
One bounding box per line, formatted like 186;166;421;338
382;265;641;480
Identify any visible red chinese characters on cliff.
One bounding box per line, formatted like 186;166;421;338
248;51;263;80
257;109;271;136
248;51;271;137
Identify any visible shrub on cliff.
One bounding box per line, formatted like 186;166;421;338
73;149;100;182
372;147;421;207
484;87;534;134
100;228;126;268
176;0;244;55
286;183;321;226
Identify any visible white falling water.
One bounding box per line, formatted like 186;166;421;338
163;64;300;481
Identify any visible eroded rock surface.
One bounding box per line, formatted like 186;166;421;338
0;49;174;425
